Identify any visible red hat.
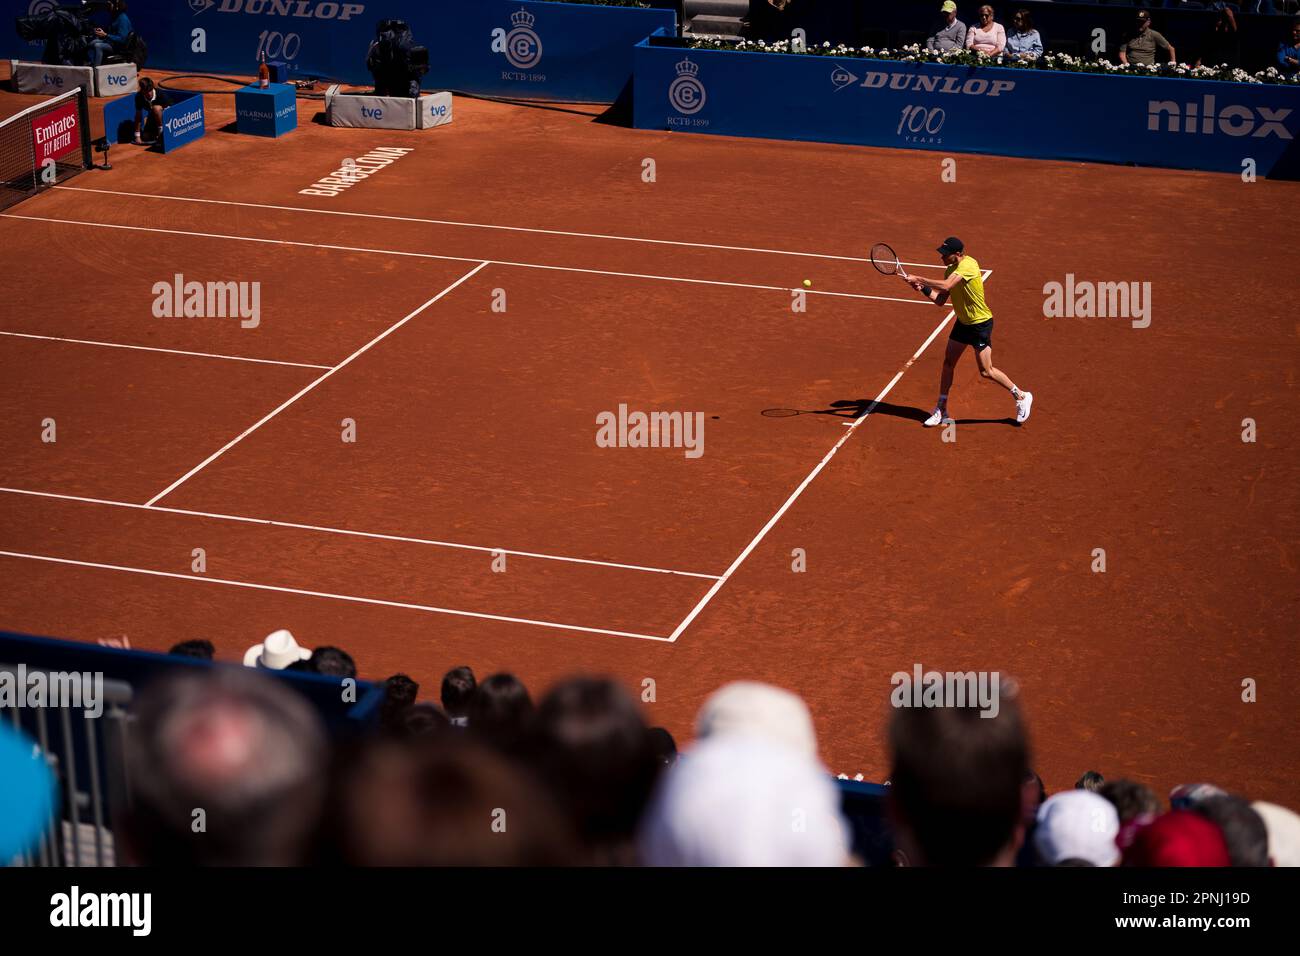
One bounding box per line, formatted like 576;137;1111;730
1122;811;1230;867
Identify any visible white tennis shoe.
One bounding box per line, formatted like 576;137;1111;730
923;407;950;428
1016;390;1034;424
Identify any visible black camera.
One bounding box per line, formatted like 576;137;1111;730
366;19;429;98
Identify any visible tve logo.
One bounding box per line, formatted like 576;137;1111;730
361;105;383;119
1148;96;1292;139
106;73;131;87
427;104;447;117
43;73;64;88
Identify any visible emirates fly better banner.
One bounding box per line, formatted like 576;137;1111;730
31;98;80;166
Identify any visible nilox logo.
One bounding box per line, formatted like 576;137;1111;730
190;0;366;20
669;58;706;115
1147;96;1292;140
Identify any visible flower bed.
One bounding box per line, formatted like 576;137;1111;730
686;38;1300;86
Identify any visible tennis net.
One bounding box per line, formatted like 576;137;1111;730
0;87;93;213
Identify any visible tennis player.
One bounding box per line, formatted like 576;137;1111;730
904;237;1032;427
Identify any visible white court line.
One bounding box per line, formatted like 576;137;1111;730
668;273;992;642
0;550;672;642
145;260;491;506
0;214;933;307
0;486;720;579
53;185;948;271
0;331;331;370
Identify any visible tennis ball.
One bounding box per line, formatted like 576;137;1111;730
802;279;812;288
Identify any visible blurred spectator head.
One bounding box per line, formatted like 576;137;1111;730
887;688;1030;866
695;681;817;759
123;668;328;865
440;665;476;723
379;673;420;736
529;677;660;863
639;734;850;866
401;703;449;740
1170;782;1226;810
1122;811;1231;867
336;737;575;865
168;639;215;660
468;673;533;752
1252;802;1300;867
1012;8;1033;32
1075;771;1105;793
307;646;356;679
1099;779;1160;824
242;628;311;670
941;0;958;22
1190;795;1269;867
0;723;57;862
647;726;678;766
1033;790;1120;867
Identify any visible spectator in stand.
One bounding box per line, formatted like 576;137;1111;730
1004;9;1043;60
1119;10;1176;66
441;665;476;727
695;681;818;759
467;673;533;754
301;646;356;679
1279;18;1300;76
1252;802;1300;866
400;703;449;739
886;687;1030;866
927;1;967;53
378;673;420;736
121;668;328;865
87;0;131;67
527;678;661;865
333;737;576;865
647;727;678;767
1197;5;1240;68
966;5;1007;55
1033;791;1121;867
1075;770;1105;792
1122;811;1230;867
638;734;852;866
1099;779;1160;849
168;639;214;660
1190;795;1270;867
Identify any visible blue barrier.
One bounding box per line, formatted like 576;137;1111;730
3;0;676;103
103;88;206;152
633;35;1300;179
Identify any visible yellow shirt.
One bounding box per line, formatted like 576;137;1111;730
947;255;992;325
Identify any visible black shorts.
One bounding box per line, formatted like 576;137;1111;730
950;318;993;351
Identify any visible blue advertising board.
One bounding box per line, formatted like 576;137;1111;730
633;36;1300;179
3;0;675;103
234;80;297;136
103;87;205;152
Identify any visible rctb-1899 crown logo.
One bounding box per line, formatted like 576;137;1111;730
669;58;706;116
502;7;543;71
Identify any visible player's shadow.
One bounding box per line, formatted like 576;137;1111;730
762;399;1016;426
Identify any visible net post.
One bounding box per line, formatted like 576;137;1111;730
77;85;93;171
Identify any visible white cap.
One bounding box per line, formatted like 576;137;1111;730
639;734;850;867
1034;790;1121;866
695;681;817;758
1252;802;1300;867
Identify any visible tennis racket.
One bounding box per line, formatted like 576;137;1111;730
870;242;910;281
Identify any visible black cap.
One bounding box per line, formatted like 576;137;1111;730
936;236;964;256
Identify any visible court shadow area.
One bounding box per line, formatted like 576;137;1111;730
825;399;1017;427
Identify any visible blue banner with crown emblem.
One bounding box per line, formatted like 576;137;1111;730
3;0;675;103
632;34;1300;179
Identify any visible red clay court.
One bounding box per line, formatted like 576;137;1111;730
1;69;1296;804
